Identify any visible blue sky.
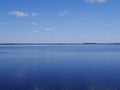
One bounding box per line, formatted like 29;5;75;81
0;0;120;43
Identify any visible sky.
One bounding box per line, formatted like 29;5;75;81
0;0;120;43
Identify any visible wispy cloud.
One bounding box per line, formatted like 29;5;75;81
0;27;8;30
24;22;39;26
44;28;54;31
85;0;107;3
106;24;112;29
9;11;28;17
23;23;29;26
31;22;39;26
33;27;54;33
31;13;39;17
33;30;39;33
58;11;69;16
0;22;12;25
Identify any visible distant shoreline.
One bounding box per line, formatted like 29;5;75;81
0;43;120;45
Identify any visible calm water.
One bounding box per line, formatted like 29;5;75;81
0;45;120;90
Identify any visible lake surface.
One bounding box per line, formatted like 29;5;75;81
0;45;120;90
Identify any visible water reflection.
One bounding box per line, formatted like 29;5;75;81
13;70;25;79
0;45;120;90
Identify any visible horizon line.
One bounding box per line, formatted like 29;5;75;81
0;43;120;45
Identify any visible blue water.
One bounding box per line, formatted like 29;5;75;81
0;45;120;90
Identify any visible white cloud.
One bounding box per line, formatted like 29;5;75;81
85;0;107;3
9;11;28;17
31;13;39;17
58;11;69;16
